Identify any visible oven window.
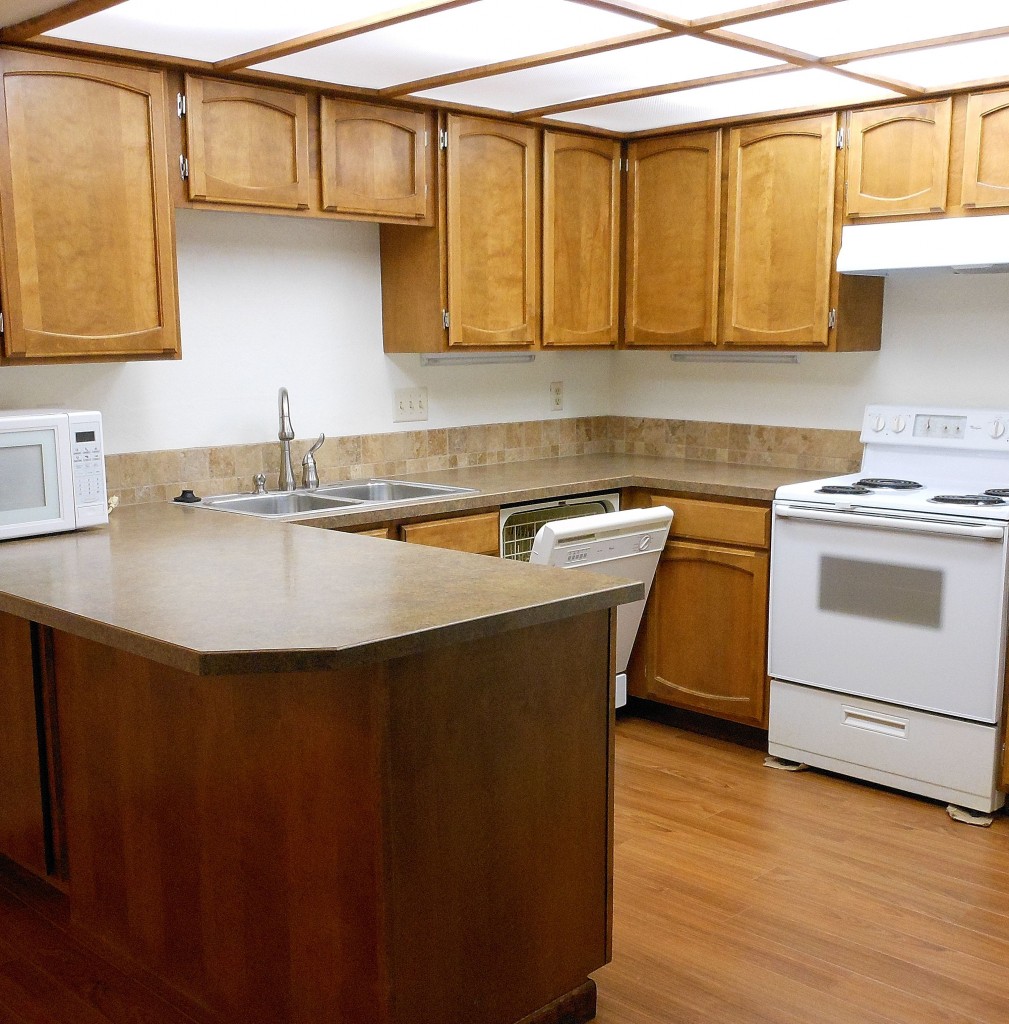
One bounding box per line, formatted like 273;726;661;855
819;556;943;629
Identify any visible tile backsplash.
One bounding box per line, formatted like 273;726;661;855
105;416;862;506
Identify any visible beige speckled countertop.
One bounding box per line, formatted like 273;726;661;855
295;453;815;530
0;455;814;677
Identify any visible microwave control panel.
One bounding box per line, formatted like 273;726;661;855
68;412;107;521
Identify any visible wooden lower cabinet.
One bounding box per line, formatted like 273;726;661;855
629;494;771;728
0;612;47;877
399;511;499;555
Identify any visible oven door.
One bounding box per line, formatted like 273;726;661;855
769;503;1009;723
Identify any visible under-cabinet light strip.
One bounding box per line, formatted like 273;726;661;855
420;353;537;365
670;352;799;364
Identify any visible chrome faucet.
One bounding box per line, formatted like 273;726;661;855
278;387;296;492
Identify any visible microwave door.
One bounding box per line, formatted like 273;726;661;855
0;423;74;539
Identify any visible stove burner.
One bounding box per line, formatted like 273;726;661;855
930;494;1008;506
816;485;872;494
985;488;1009;497
856;478;923;490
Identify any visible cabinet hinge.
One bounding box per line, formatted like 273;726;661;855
836;128;845;149
0;311;4;335
177;92;187;118
424;129;429;147
179;155;189;181
439;128;449;151
828;308;837;329
442;309;450;329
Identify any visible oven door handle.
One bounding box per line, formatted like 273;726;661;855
774;504;1006;540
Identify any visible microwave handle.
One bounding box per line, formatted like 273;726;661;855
774;504;1006;541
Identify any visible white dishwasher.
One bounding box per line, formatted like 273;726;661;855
529;507;673;709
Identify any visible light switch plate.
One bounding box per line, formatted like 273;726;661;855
394;387;428;422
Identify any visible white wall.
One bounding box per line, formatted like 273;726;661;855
0;210;614;454
2;210;1008;452
613;271;1009;429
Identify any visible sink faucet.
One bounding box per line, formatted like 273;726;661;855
278;387;296;492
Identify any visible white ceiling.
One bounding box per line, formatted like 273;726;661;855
4;0;1009;134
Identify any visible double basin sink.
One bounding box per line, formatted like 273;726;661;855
199;479;478;519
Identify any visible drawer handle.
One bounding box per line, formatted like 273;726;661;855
841;705;909;739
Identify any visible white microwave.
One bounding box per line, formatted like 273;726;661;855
0;409;108;541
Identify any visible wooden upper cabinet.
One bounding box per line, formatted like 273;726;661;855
320;98;430;221
624;132;720;347
0;50;179;362
723;113;837;348
446;115;540;347
845;99;952;217
542;132;620;347
184;75;310;210
962;89;1009;210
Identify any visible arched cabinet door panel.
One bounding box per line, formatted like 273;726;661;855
185;75;310;210
723;113;837;348
321;98;430;221
624;131;720;348
543;132;620;347
962;89;1009;210
0;50;179;362
645;540;769;728
446;115;539;347
845;99;951;217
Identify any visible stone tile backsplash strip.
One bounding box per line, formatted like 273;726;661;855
105;416;862;507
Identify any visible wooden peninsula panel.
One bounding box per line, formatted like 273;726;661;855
51;609;615;1024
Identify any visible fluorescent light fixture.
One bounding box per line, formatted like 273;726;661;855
420;353;537;366
670;351;799;364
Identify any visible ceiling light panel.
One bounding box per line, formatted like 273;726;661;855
417;35;780;112
732;0;1009;59
254;0;647;89
842;36;1009;89
552;68;898;133
44;0;415;62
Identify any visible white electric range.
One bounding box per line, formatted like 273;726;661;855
768;405;1009;813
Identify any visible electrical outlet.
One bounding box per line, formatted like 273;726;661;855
549;381;564;412
394;387;428;422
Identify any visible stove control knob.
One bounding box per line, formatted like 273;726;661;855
891;416;906;433
871;415;886;432
990;420;1006;439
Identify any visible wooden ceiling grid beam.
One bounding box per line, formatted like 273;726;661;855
518;62;795;118
691;0;845;31
823;24;1009;66
0;0;124;42
379;27;673;98
213;0;481;73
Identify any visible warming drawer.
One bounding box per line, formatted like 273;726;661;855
768;679;1005;813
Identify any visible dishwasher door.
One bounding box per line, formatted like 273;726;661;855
529;507;673;708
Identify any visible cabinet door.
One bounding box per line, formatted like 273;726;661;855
624;132;720;347
643;540;769;728
961;89;1009;210
185;75;310;209
446;115;540;347
321;98;430;220
723;113;837;348
543;132;620;347
399;512;499;555
845;99;951;217
0;51;178;361
0;612;46;877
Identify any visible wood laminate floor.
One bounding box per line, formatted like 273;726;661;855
2;710;1009;1024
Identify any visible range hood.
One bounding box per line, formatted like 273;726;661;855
836;215;1009;275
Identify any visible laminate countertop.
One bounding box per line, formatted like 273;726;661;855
0;455;812;677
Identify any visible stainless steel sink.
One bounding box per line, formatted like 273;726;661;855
314;479;477;502
197;478;478;519
199;492;361;517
